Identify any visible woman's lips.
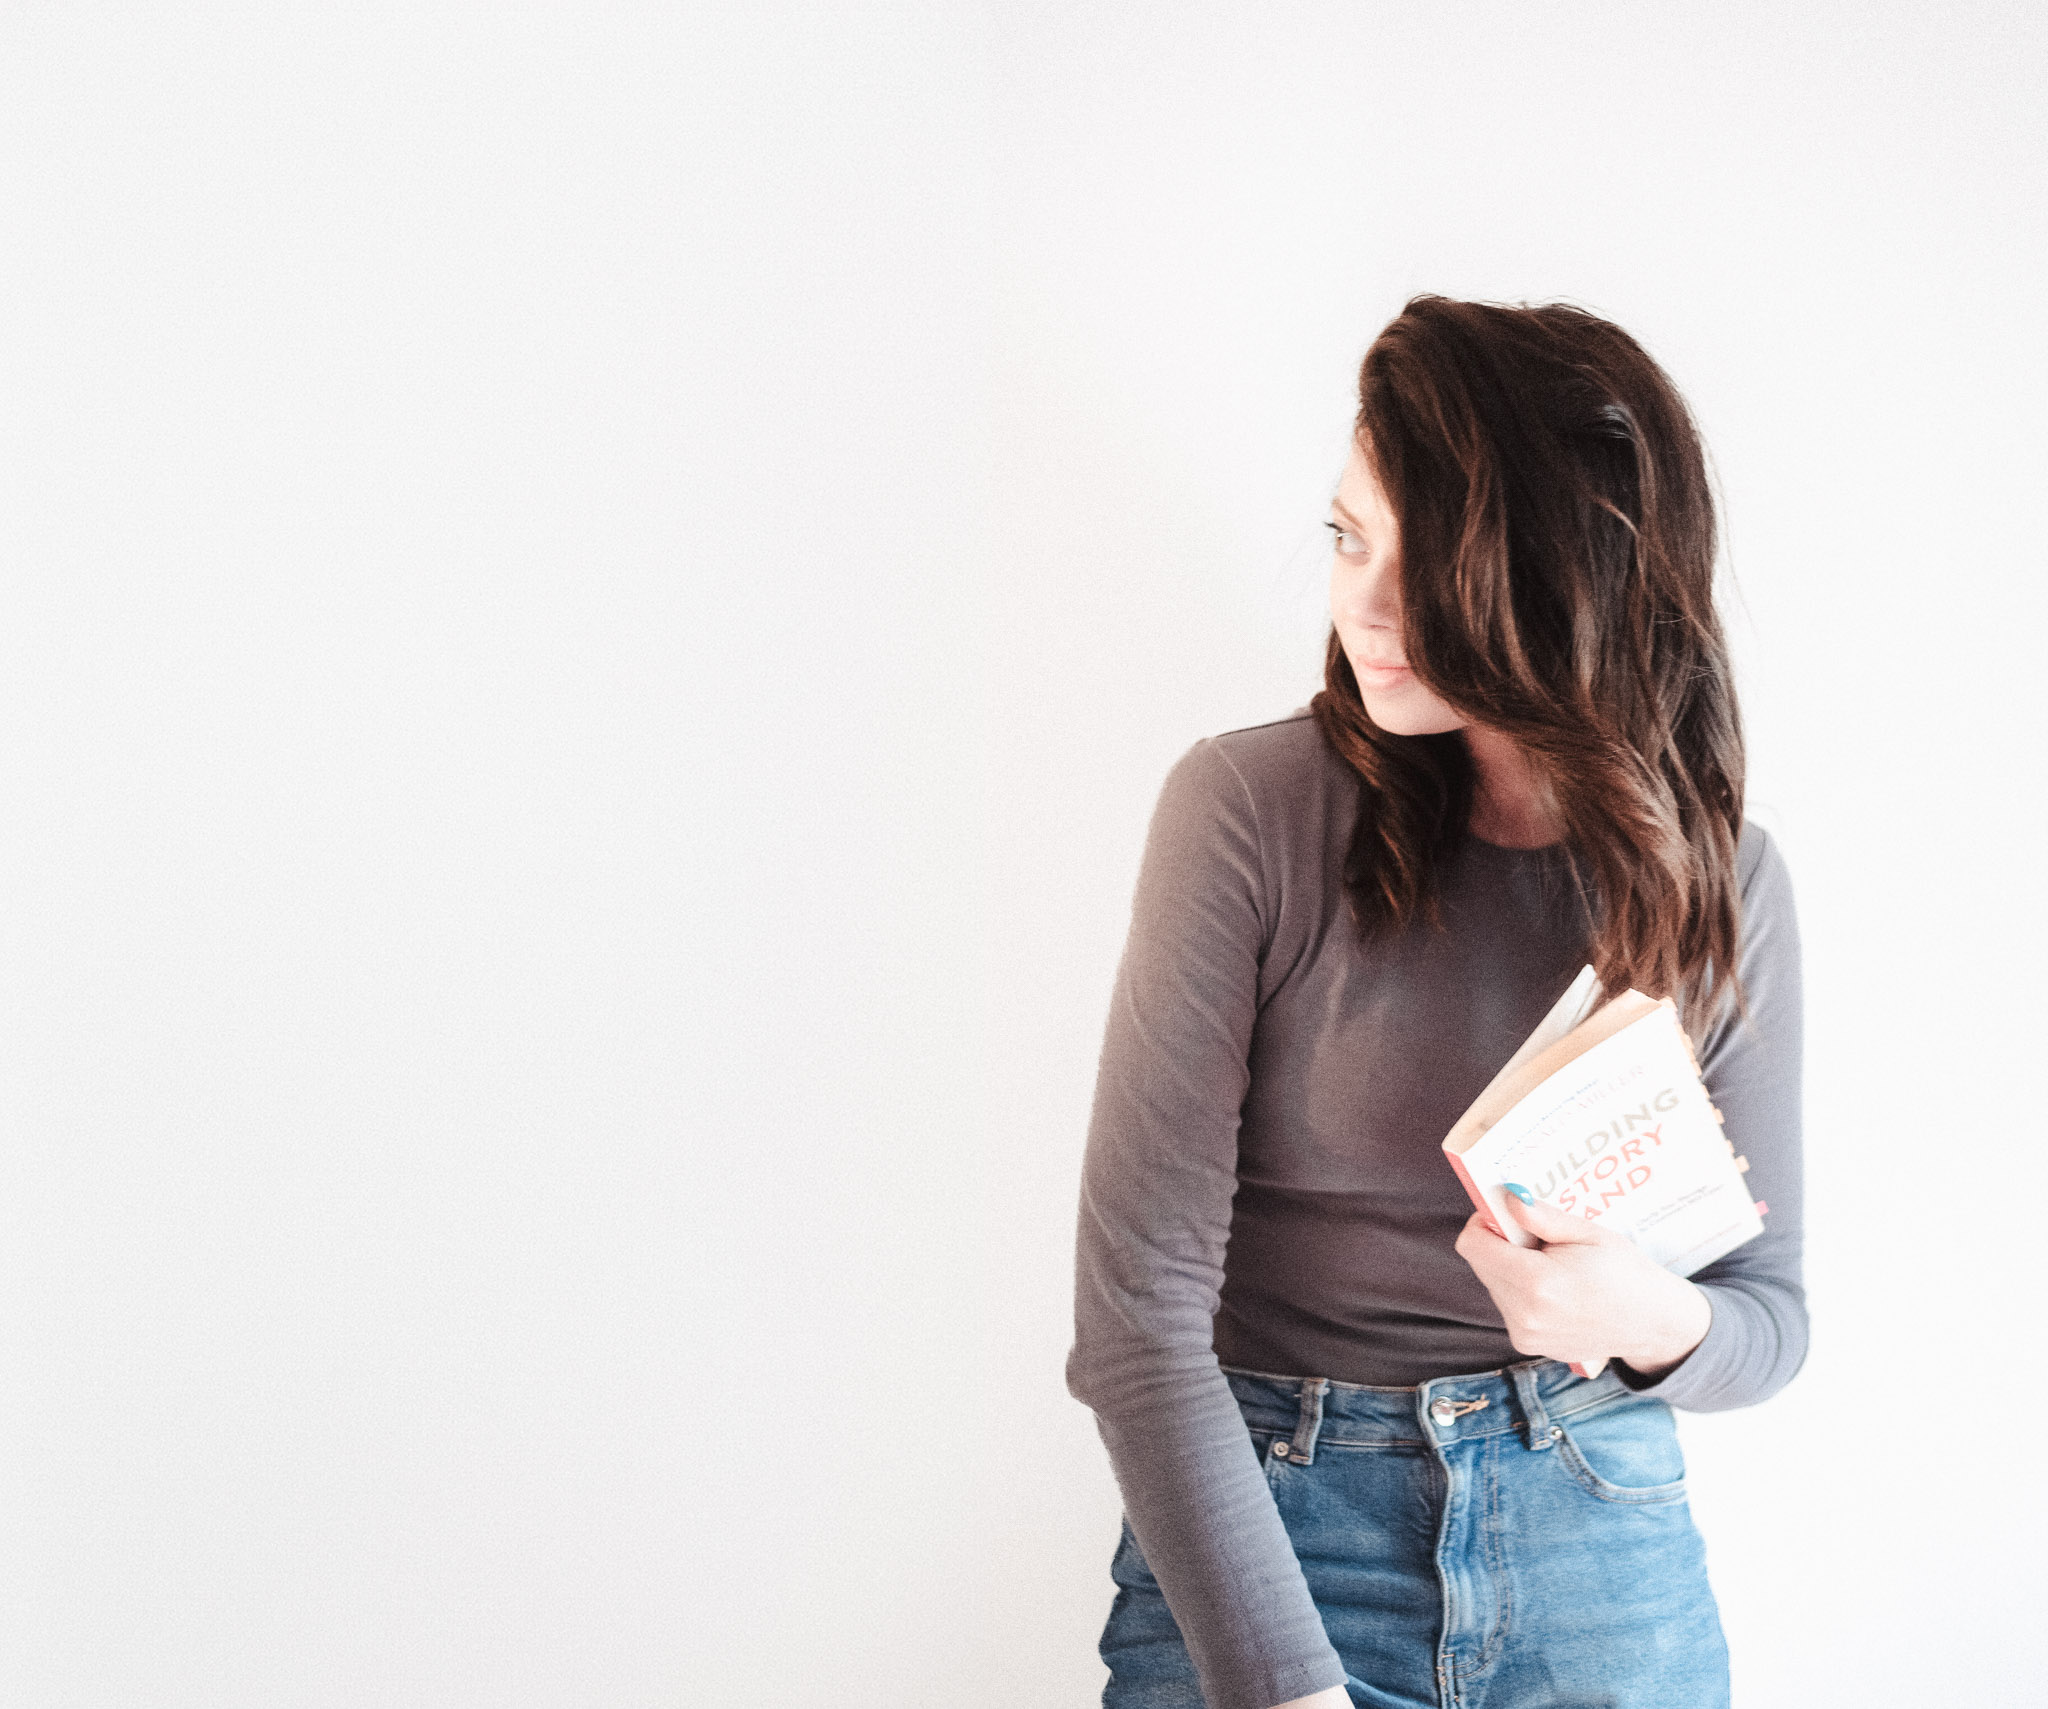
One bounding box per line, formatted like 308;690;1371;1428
1354;660;1413;687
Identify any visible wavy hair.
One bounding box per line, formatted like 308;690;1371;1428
1310;296;1745;1027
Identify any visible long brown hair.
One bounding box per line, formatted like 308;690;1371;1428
1310;295;1745;1027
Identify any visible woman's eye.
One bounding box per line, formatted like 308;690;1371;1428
1325;520;1367;555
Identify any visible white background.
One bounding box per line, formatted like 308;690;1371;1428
1;4;2041;1705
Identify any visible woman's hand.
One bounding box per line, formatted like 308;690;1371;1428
1454;1192;1712;1379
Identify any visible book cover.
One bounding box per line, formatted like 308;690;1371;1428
1443;969;1763;1278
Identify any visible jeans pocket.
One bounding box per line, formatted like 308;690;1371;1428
1550;1395;1689;1504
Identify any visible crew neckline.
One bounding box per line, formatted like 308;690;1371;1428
1463;832;1573;860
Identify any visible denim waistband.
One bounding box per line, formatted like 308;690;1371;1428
1219;1357;1639;1464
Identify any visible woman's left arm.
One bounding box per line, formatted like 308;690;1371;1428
1457;824;1808;1409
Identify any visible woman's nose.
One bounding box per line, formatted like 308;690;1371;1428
1339;563;1401;630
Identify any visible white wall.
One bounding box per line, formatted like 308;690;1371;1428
986;6;2048;1706
2;5;2041;1706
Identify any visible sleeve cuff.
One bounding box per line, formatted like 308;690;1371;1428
1611;1281;1799;1412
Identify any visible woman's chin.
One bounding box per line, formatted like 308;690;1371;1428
1361;687;1468;739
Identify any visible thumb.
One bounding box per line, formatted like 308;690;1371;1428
1500;1184;1607;1246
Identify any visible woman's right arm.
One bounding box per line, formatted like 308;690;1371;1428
1067;738;1349;1709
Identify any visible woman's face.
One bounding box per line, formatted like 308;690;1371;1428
1328;444;1469;737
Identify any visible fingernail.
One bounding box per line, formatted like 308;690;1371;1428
1504;1183;1535;1205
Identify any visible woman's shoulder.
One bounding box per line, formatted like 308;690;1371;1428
1734;819;1795;902
1143;709;1347;889
1731;820;1800;985
1179;706;1347;806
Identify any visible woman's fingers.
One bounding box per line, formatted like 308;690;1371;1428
1499;1188;1622;1248
1454;1210;1543;1286
1457;1206;1616;1371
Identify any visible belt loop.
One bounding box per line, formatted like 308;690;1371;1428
1286;1377;1330;1466
1509;1363;1562;1453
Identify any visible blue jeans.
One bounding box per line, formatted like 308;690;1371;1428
1100;1360;1729;1709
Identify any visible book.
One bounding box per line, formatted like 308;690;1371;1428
1443;965;1765;1276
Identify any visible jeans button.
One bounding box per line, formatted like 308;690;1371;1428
1271;1441;1289;1458
1429;1398;1458;1426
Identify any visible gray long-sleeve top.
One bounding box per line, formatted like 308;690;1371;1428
1066;711;1806;1709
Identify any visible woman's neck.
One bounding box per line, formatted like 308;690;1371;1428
1463;725;1566;849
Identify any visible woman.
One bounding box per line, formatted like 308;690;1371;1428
1066;296;1803;1709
